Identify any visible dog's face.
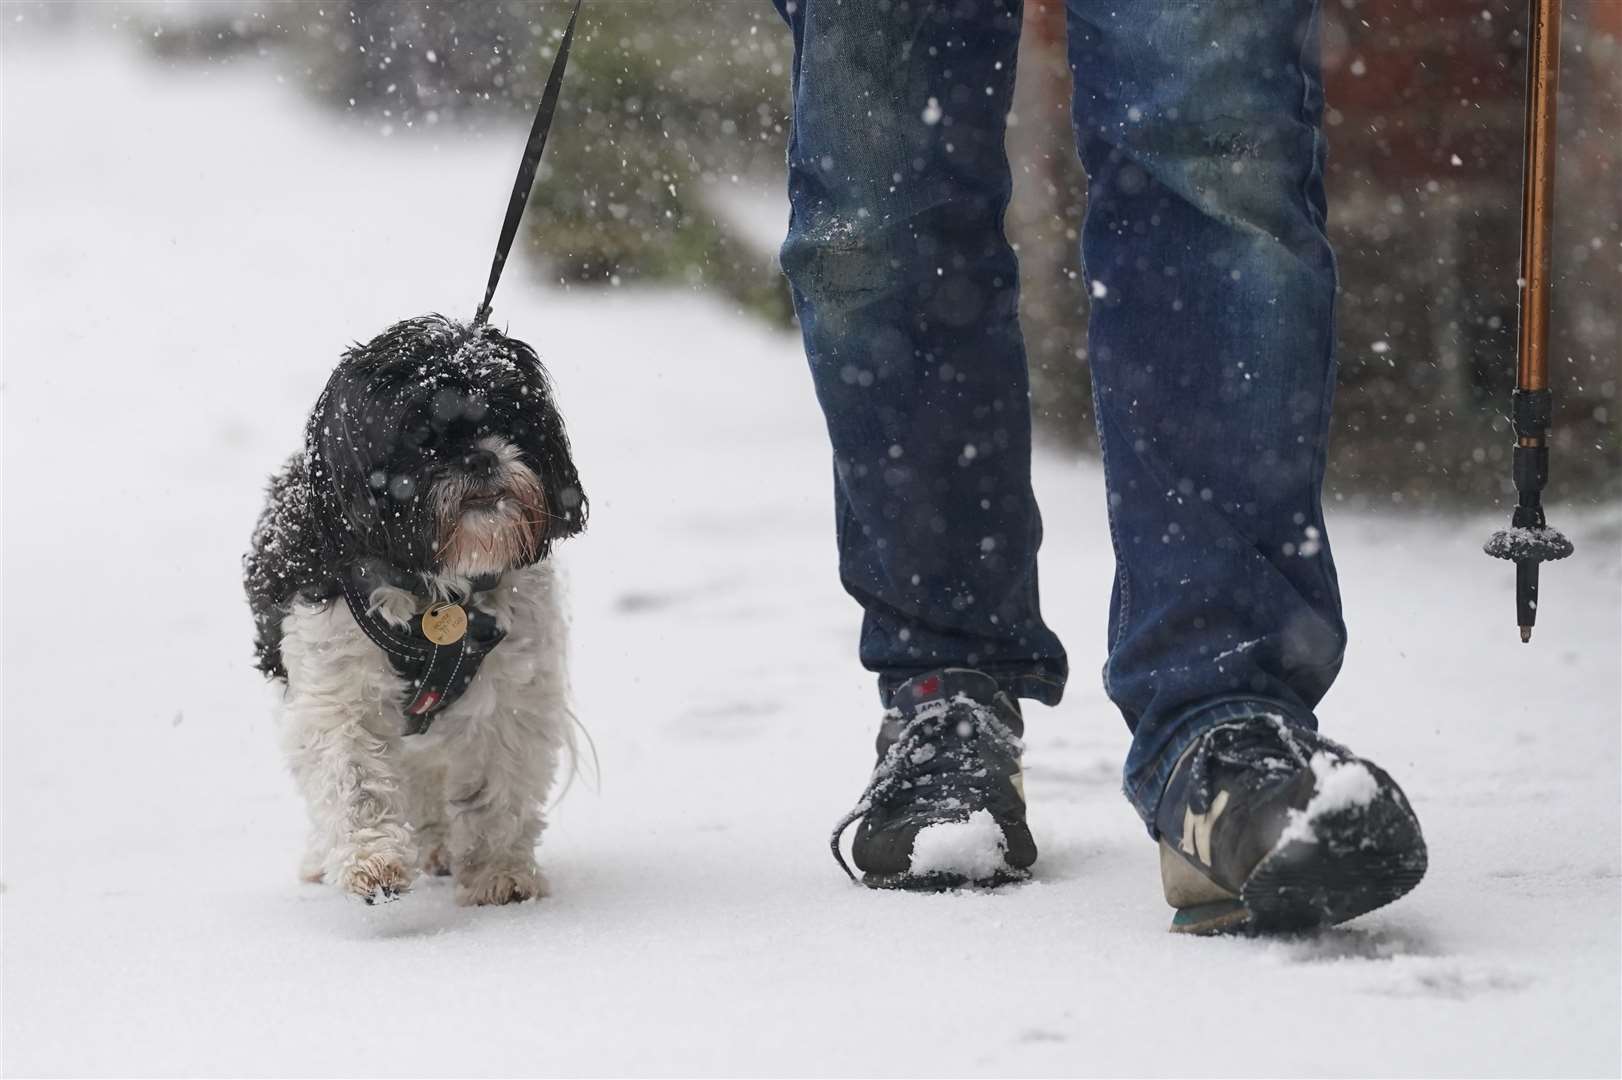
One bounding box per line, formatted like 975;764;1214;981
305;314;586;579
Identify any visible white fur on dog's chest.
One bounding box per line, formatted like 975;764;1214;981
280;561;568;741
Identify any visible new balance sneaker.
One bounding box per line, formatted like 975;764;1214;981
1155;716;1428;935
831;669;1035;890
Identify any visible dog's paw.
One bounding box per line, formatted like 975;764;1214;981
456;864;548;907
421;843;453;878
340;852;415;905
299;851;326;885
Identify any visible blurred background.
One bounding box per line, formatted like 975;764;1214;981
12;0;1621;507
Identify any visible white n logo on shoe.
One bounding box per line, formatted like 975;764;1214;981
1179;790;1230;866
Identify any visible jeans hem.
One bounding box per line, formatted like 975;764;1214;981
1124;696;1320;835
877;666;1067;709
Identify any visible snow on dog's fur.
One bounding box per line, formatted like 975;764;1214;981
245;314;587;906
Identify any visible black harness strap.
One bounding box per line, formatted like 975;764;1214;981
341;567;508;736
473;0;586;327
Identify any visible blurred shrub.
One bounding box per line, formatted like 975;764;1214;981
512;6;795;324
151;0;795;325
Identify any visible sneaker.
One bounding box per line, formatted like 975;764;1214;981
830;669;1036;890
1155;716;1428;935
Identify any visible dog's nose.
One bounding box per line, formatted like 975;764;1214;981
461;448;499;477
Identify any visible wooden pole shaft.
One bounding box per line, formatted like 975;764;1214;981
1516;0;1562;396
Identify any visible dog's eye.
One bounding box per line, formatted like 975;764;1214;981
431;387;466;426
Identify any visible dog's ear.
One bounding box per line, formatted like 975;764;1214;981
541;448;587;548
245;451;342;680
523;390;587;557
302;342;447;575
480;326;587;556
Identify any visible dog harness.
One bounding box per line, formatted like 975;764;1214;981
340;564;507;736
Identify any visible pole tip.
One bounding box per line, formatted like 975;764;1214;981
1520;625;1533;644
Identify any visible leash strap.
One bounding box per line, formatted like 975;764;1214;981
474;0;586;326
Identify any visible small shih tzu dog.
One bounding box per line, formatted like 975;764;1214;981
244;314;586;905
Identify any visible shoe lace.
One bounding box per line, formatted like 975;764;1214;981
1181;715;1345;815
829;693;1023;881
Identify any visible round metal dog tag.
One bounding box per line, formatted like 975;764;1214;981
421;603;468;646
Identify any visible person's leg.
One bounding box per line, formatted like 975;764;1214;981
773;0;1067;707
1064;0;1347;827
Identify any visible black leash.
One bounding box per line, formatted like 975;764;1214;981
320;4;582;732
474;0;586;327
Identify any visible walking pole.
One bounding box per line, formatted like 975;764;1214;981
1484;0;1574;642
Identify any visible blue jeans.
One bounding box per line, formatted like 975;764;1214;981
773;0;1345;829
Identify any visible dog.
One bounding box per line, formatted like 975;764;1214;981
244;313;586;905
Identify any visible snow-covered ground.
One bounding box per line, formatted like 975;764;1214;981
4;30;1619;1079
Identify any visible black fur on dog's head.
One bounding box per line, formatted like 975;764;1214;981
244;313;586;678
306;313;587;578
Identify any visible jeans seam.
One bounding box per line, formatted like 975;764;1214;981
877;667;1066;707
1293;0;1345;640
1087;361;1131;685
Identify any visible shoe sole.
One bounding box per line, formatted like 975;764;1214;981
1170;790;1428;936
860;867;1031;892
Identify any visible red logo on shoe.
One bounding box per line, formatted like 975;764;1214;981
915;675;942;697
